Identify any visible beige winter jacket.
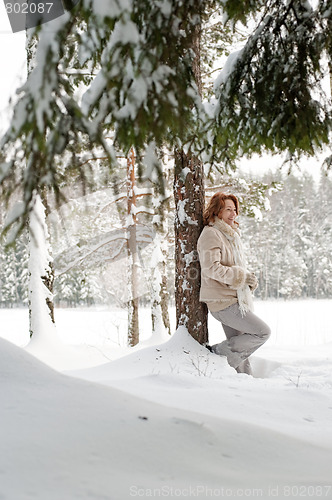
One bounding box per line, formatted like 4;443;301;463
197;223;247;312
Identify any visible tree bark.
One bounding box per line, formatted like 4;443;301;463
173;23;208;344
150;219;171;338
127;148;139;346
159;222;171;336
174;152;208;343
28;194;55;338
26;29;55;336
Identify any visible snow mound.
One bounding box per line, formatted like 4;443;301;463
70;325;235;382
2;337;332;500
0;337;236;498
25;325;115;371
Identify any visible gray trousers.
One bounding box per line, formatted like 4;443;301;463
210;303;271;375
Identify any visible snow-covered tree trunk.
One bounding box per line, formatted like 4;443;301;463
150;215;171;339
159;230;171;336
150;231;166;337
127;148;139;346
26;29;55;338
28;193;55;338
174;152;208;343
173;24;208;344
149;162;171;338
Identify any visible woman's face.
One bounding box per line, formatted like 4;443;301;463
218;199;237;226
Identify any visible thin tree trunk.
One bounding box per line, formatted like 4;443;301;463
28;193;55;338
150;167;171;337
40;187;55;323
173;24;208;343
150;232;166;337
150;219;171;338
159;231;171;336
26;29;55;337
127;147;139;346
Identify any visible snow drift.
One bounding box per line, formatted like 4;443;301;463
1;329;332;499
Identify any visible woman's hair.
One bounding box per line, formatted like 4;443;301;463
203;192;239;226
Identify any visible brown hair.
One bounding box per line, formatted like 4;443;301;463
203;192;239;226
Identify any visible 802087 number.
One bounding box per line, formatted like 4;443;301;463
283;485;332;497
5;3;54;14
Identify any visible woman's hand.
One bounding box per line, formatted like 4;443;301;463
245;272;258;291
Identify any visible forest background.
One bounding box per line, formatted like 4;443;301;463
1;168;332;309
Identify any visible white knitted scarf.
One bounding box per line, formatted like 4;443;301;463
212;217;254;316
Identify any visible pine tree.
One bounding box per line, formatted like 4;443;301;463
213;0;332;164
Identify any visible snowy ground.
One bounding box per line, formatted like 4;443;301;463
1;300;332;499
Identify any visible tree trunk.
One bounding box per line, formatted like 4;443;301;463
127;147;139;346
173;24;208;344
174;151;208;343
159;232;171;336
28;193;55;338
150;220;171;338
150;169;171;337
26;29;55;337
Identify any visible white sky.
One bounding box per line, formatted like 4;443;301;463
0;2;327;182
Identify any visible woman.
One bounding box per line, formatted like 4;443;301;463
197;192;271;375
